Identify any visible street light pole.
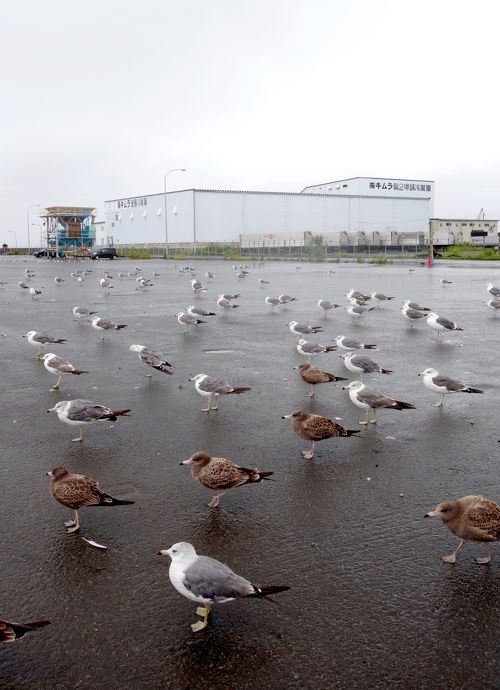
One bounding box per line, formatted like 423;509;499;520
27;204;39;255
163;168;186;259
8;230;18;249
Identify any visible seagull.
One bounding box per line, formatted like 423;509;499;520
282;410;360;459
346;289;370;302
42;353;88;390
138;278;154;288
265;296;281;311
342;381;416;425
370;292;394;303
425;496;500;564
29;287;41;300
152;272;160;278
402;300;431;312
317;299;340;316
440;278;453;286
294;363;347;398
176;311;206;334
235;272;247;279
418;368;483;407
288;321;323;336
486;282;500;297
343;353;392;378
91;317;127;340
54;276;64;284
191;278;206;294
486;298;500;314
297;338;336;361
47;466;134;533
0;619;50;644
18;281;29;289
220;293;240;300
180;451;273;507
334;336;377;352
186;305;216;318
72;306;98;322
189;374;251;412
217;295;240;311
99;278;114;294
129;344;173;377
401;304;428;327
47;399;131;442
278;294;297;305
346;303;375;320
258;278;270;285
23;331;66;359
157;542;289;632
426;312;463;340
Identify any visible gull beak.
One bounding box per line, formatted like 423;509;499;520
425;510;440;518
157;549;170;556
282;414;293;419
188;377;193;382
46;471;53;476
341;385;348;390
180;458;193;465
292;365;299;370
46;407;55;414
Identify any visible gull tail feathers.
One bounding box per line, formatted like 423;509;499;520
248;584;291;601
105;408;132;420
391;401;416;410
228;387;251;394
381;368;393;374
115;324;128;330
70;369;88;375
95;491;135;506
463;386;483;394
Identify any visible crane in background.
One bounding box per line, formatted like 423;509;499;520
477;208;485;220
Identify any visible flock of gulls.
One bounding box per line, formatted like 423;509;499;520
2;257;500;641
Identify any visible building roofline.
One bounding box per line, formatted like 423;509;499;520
105;188;432;203
300;176;435;192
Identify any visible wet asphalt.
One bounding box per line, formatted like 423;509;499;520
0;256;499;690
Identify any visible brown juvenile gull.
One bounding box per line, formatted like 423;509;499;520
157;542;290;632
425;495;500;564
47;466;135;533
181;451;273;507
189;374;251;411
282;410;360;459
42;353;88;390
129;344;173;377
294;362;348;398
23;331;67;359
343;380;416;425
0;619;50;643
47;399;131;442
91;317;127;340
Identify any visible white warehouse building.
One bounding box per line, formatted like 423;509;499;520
102;177;434;247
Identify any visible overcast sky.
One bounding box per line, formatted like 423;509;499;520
2;0;500;245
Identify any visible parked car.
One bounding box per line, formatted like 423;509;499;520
33;248;57;258
91;247;117;260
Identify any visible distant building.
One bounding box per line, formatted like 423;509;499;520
430;218;499;246
103;177;434;246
